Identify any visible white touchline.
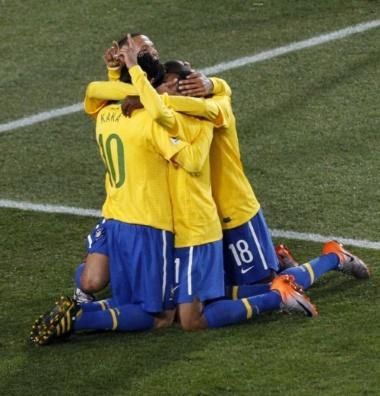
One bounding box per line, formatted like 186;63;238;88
0;103;83;134
1;20;380;251
1;199;380;250
0;19;379;134
270;229;380;251
0;199;101;218
201;19;380;75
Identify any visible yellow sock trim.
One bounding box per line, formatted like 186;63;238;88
66;311;71;332
241;298;253;319
56;324;61;336
99;301;107;311
60;317;66;333
232;286;239;300
109;308;118;331
304;262;315;285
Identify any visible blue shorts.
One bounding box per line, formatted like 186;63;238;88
173;240;225;304
85;219;108;256
105;220;175;313
223;209;279;285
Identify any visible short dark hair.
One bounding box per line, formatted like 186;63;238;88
164;60;192;80
120;52;164;88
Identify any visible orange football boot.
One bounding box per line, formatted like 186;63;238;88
322;240;370;279
275;244;299;271
270;274;318;317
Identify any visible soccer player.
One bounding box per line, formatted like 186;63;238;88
76;33;213;303
118;36;318;330
82;38;369;307
75;33;162;303
31;47;190;345
163;72;370;297
30;37;234;344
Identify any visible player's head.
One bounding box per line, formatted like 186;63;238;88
118;33;159;60
162;60;193;94
118;34;164;87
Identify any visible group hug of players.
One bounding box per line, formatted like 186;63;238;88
30;33;369;345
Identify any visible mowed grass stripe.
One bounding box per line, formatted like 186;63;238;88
2;199;379;250
0;19;379;134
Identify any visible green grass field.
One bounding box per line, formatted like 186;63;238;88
1;1;379;395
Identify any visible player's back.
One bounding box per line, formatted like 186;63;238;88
169;113;222;247
210;95;260;229
96;104;174;231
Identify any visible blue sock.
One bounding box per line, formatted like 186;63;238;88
74;309;114;331
281;253;339;289
74;304;154;332
226;284;271;299
74;263;85;288
116;304;155;331
79;298;113;312
204;291;281;328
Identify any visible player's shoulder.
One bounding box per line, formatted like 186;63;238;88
96;103;124;125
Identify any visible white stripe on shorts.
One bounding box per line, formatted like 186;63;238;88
187;247;194;295
175;258;180;284
248;220;269;270
87;234;93;249
162;231;167;302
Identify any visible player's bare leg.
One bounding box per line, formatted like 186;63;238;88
80;253;109;293
178;300;208;331
154;310;176;329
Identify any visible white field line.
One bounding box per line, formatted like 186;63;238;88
0;103;83;134
0;19;379;134
0;199;101;218
2;20;380;250
1;199;380;250
270;229;380;251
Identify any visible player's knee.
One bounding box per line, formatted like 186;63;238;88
180;317;205;332
80;272;108;293
154;310;175;329
154;316;173;329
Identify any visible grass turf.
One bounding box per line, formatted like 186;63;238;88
1;0;379;394
0;210;379;395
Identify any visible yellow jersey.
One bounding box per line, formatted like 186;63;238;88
168;113;221;247
128;65;222;247
85;67;222;246
84;80;137;117
96;103;189;231
166;79;261;229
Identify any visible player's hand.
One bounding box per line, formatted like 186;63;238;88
121;96;143;117
118;33;139;69
178;71;214;97
103;41;121;68
156;78;178;95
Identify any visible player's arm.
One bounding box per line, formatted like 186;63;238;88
107;66;121;81
164;76;232;125
163;92;233;129
152;125;213;174
210;77;232;97
150;126;191;163
164;95;221;126
84;43;125;117
129;65;177;131
177;72;232;98
84;81;137;117
104;42;122;81
172;122;214;173
120;35;177;131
